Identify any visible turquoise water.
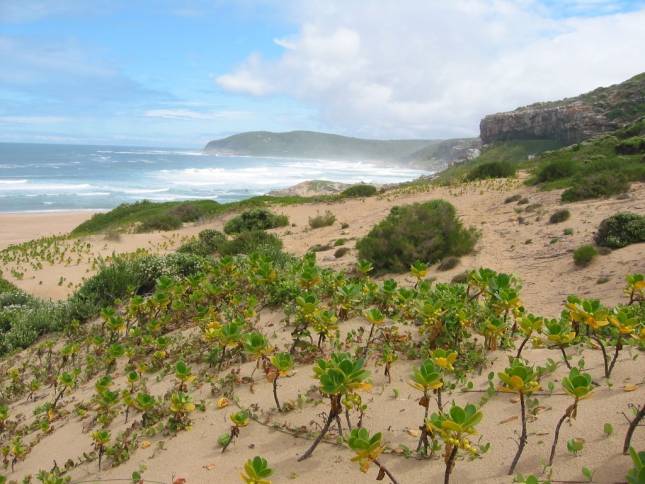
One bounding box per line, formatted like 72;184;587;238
0;143;428;213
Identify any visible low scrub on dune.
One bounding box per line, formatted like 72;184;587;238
309;210;336;229
561;173;630;202
341;184;378;198
224;208;288;234
0;252;209;355
595;212;645;248
357;200;478;273
467;161;516;181
72;200;221;236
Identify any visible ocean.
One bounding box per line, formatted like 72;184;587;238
0;143;429;213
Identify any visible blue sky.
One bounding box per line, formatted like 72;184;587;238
1;0;644;147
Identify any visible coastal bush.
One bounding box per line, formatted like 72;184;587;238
67;253;208;321
537;159;577;182
341;184;377;198
573;245;597;267
595;212;645;248
437;256;460;271
224;208;288;234
616;136;645;155
220;230;283;256
561;173;630;202
137;213;182;232
549;209;571;224
308;211;336;229
504;194;522;204
177;229;226;256
356;200;478;273
72;199;221;235
467;161;515;181
334;247;350;258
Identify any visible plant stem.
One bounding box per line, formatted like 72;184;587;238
515;334;530;360
273;375;281;412
444;445;458;484
363;324;376;356
373;458;399;484
298;396;339;461
592;334;609;378
560;346;572;370
508;392;527;475
549;402;575;466
623;402;645;455
607;335;622;377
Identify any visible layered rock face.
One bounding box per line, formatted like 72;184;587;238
480;101;616;145
480;73;645;145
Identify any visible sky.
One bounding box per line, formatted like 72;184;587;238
1;0;644;147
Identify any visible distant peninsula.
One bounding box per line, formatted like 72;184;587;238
203;130;480;169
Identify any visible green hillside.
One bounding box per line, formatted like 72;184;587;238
204;130;439;162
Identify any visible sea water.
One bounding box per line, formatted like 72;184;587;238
0;143;429;213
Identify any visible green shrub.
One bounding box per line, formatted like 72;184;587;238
334;238;346;246
72;199;221;235
537;159;577;182
224;209;288;234
309;211;336;229
169;203;204;222
0;253;210;355
437;256;460;271
504;194;522;204
573;245;598;267
451;271;469;284
467;161;515;181
334;247;350;258
561;173;630;202
594;212;645;248
341;184;377;198
356;200;478;273
549;209;571;224
616;136;645;155
177;229;226;256
137;213;182;232
220;230;283;256
564;228;574;236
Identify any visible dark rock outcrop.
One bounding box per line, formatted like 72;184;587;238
480;73;645;145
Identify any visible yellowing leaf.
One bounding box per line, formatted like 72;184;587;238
624;384;638;392
216;397;230;409
141;440;151;449
406;428;420;437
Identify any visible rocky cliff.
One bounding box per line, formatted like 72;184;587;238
480;72;645;145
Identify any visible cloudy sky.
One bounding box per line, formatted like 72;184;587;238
1;0;644;147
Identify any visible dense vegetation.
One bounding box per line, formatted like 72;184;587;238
531;117;645;201
434;139;565;184
0;252;207;355
356;200;478;273
223;208;289;234
595;212;645;248
467;161;516;181
341;184;378;198
0;238;642;482
71;200;221;236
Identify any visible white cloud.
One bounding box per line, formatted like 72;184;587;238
0;115;68;124
143;109;251;121
216;0;645;138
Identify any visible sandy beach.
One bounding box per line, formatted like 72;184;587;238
0;211;95;250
